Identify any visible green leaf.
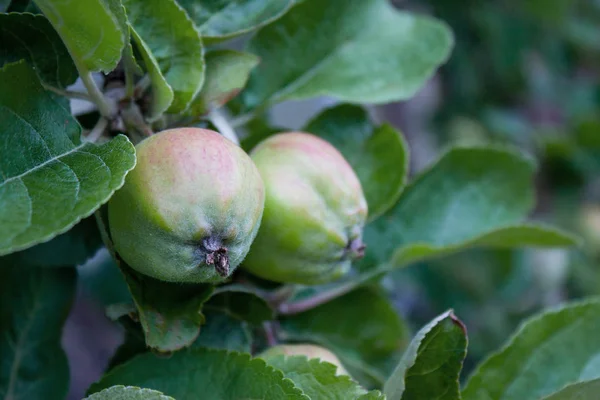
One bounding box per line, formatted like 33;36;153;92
102;0;143;76
207;284;275;325
361;146;579;271
177;0;293;42
391;224;580;268
0;13;77;88
281;286;410;387
384;311;467;400
463;298;600;400
34;0;126;73
542;379;600;400
305;104;409;221
88;349;307;400
123;0;204;113
1;216;102;268
0;267;76;400
265;355;385;399
128;29;173;120
192;310;252;353
187;50;259;116
242;0;453;108
119;262;215;352
0;61;136;256
109;308;253;368
85;385;175;400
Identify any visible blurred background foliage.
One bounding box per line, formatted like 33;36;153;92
379;0;600;371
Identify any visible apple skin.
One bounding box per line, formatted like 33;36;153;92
260;344;349;376
242;132;368;285
108;128;265;283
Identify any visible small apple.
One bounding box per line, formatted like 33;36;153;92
243;132;368;284
108;128;265;283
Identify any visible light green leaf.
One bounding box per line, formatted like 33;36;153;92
305;104;409;221
384;311;467;400
102;0;142;76
392;224;580;267
34;0;125;73
0;267;76;400
177;0;293;42
542;379;600;400
104;0;127;34
361;146;579;271
463;298;600;400
85;385;175;400
265;355;385;399
123;0;204;113
0;61;136;256
88;349;308;400
187;50;259;116
281;286;410;387
0;13;77;88
119;262;215;352
128;29;173;120
242;0;453;108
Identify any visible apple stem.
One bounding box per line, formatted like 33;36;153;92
263;321;278;346
78;68;117;118
278;283;355;315
209;109;240;145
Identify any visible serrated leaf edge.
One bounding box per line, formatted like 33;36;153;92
84;385;175;400
267;354;385;399
463;297;600;392
0;134;136;256
88;348;309;398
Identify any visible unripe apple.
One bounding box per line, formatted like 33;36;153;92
243;132;367;284
260;344;349;376
108;128;265;283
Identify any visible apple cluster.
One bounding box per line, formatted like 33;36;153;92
108;128;368;285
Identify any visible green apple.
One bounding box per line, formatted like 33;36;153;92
243;132;367;284
108;128;265;283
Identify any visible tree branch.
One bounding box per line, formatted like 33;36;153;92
277;282;356;315
41;83;94;102
210;109;240;145
84;117;109;143
78;70;116;118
